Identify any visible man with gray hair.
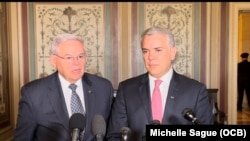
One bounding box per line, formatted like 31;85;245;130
14;33;114;141
107;26;213;141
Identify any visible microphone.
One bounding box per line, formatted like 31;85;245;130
142;120;161;141
182;108;203;125
91;115;106;141
150;120;161;125
69;113;86;141
120;127;131;141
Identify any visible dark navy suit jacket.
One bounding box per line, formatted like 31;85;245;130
107;71;214;141
14;72;114;141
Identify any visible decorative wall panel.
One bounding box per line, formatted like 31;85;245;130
26;2;202;89
34;3;107;78
0;2;10;129
140;3;194;77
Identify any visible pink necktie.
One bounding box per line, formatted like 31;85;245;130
152;79;163;123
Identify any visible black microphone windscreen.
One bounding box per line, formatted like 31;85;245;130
69;113;86;131
121;127;131;141
91;115;106;136
121;127;131;134
150;120;161;125
182;108;195;121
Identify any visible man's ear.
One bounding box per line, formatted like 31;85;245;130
170;47;177;61
50;55;56;68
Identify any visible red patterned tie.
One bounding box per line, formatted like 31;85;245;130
152;79;163;123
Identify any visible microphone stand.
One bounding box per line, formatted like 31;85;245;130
71;128;81;141
95;134;104;141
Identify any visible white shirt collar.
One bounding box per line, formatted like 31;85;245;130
149;67;173;83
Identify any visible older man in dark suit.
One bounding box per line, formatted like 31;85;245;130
106;26;214;141
14;34;114;141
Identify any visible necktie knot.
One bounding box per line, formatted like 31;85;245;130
69;84;77;92
154;79;162;88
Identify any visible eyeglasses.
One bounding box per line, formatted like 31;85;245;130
53;53;86;61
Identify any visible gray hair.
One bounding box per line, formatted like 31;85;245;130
50;33;85;55
140;26;175;47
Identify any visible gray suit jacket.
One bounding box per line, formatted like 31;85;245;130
14;72;114;141
107;71;214;141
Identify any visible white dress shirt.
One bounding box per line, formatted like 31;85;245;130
149;67;173;115
58;73;86;117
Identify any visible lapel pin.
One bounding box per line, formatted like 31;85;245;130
170;96;175;99
88;90;92;94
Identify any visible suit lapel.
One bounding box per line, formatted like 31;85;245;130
162;71;180;124
81;77;94;132
138;74;152;123
47;73;69;131
80;73;97;139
